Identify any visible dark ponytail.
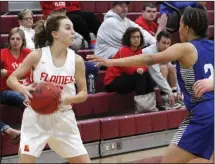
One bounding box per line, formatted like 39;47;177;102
34;20;47;48
34;15;68;49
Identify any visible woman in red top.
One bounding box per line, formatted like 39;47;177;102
0;27;32;109
0;27;31;144
104;27;154;95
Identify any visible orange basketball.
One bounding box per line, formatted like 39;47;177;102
30;82;61;115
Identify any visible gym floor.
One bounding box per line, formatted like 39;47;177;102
91;146;166;163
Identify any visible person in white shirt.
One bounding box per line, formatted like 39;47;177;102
142;31;183;109
18;9;35;50
95;1;156;59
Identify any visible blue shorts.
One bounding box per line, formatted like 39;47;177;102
171;100;214;160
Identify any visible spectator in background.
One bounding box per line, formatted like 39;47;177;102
142;31;183;109
17;9;35;50
40;1;101;47
40;1;65;20
39;1;88;50
0;121;20;144
95;1;156;59
160;2;207;30
0;27;31;110
66;1;101;38
135;3;167;36
0;28;29;145
40;1;90;46
104;27;155;103
51;1;67;16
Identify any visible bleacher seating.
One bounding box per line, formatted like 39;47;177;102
0;1;214;161
208;10;214;25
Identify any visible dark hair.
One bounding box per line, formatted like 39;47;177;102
34;15;68;48
143;3;156;11
156;31;171;41
122;27;144;47
8;27;26;49
113;1;130;6
182;8;209;38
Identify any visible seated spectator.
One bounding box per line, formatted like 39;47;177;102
0;121;20;144
17;9;35;50
1;27;32;109
40;1;101;47
40;1;65;20
105;27;154;96
160;2;207;30
142;31;183;109
66;1;101;39
40;1;88;50
135;3;167;36
51;1;67;16
95;1;156;59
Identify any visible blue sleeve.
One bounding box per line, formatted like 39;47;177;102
160;2;173;15
160;2;198;14
171;2;198;9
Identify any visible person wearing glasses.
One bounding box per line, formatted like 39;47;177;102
18;9;35;50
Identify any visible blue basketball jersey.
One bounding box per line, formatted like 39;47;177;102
176;39;214;111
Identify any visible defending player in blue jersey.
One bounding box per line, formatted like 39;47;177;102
87;8;214;163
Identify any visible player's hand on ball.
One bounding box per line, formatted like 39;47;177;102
137;68;144;74
87;55;113;67
22;83;37;104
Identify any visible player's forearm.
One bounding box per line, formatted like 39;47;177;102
111;54;154;67
65;90;88;104
6;75;25;93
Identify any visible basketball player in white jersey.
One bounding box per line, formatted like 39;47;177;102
6;15;91;163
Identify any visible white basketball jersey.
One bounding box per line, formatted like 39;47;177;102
31;46;76;111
